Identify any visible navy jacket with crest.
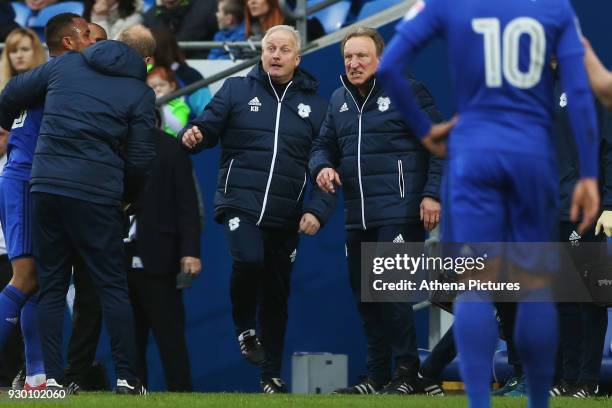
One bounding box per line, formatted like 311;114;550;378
183;63;335;229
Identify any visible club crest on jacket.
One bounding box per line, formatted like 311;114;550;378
377;97;390;112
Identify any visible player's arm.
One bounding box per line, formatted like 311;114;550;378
557;7;600;232
378;0;454;157
583;38;612;110
0;60;54;129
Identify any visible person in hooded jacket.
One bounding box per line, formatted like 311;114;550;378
0;19;156;394
309;27;443;395
181;25;334;393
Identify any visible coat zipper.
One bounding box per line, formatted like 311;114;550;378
257;75;292;226
340;76;376;230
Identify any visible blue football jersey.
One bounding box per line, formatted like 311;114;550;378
390;0;595;172
3;105;43;181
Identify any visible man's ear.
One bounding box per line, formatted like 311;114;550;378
295;53;301;67
61;36;73;51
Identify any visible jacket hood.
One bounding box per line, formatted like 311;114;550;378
248;62;319;92
83;40;147;80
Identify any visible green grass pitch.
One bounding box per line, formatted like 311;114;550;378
2;393;612;408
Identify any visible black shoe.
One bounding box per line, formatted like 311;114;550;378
115;379;147;395
416;373;444;396
238;329;266;365
379;366;417;395
573;383;599;398
45;378;80;395
550;380;576;397
332;377;381;394
260;377;287;394
11;368;25;390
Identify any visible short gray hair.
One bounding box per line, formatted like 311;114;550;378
262;25;301;52
116;24;156;58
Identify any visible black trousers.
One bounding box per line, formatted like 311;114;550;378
556;221;608;384
420;324;456;380
64;257;104;388
223;213;298;380
31;193;137;381
126;253;192;392
0;255;23;386
346;223;423;386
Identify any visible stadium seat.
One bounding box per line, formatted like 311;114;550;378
310;0;351;34
142;0;155;13
28;2;84;29
356;0;403;21
11;1;32;27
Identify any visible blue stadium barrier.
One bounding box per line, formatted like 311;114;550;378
310;0;352;34
11;1;31;27
356;0;403;21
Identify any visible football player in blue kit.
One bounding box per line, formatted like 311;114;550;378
0;16;93;390
376;0;600;407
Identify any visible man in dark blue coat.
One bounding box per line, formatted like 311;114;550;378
0;21;156;394
309;27;443;395
182;25;334;393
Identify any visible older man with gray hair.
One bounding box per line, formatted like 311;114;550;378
181;25;334;393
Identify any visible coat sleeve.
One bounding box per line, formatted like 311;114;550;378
302;180;337;227
179;79;233;154
0;60;54;129
411;78;443;200
309;102;341;180
173;147;202;258
124;87;157;203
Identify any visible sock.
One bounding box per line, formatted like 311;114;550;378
453;294;497;408
21;296;46;380
0;284;27;349
515;296;557;408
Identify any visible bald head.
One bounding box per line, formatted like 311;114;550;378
89;23;107;42
116;25;156;59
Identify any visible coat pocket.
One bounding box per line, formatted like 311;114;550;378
296;172;307;204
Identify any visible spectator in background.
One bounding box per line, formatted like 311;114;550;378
143;0;218;44
83;0;143;40
24;0;58;12
147;67;190;136
151;28;212;116
151;27;202;86
209;0;245;60
0;4;20;42
0;28;46;91
245;0;324;43
124;108;200;392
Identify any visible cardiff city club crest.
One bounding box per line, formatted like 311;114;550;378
377;97;391;112
297;103;311;118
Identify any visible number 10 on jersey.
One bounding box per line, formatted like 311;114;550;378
472;17;546;89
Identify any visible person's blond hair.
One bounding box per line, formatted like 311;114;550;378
0;28;46;91
262;25;301;52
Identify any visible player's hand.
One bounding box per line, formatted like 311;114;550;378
298;212;320;235
595;210;612;237
420;197;441;231
570;178;600;235
182;126;203;149
421;116;458;158
180;256;201;277
316;167;341;193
